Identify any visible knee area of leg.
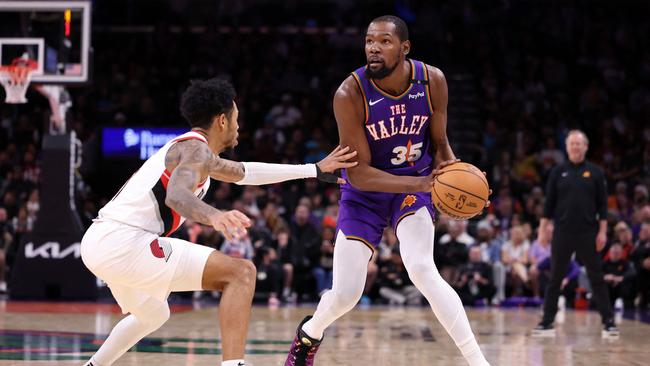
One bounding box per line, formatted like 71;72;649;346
136;304;170;328
235;260;257;287
405;261;437;281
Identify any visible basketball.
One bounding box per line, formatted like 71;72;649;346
431;162;489;220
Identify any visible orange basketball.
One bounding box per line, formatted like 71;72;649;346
431;162;489;220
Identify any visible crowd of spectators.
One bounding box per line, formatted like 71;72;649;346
0;1;648;310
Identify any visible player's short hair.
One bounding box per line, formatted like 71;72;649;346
180;78;236;129
369;15;409;42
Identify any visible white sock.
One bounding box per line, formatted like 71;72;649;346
222;360;246;366
397;208;490;366
92;298;170;365
301;230;372;340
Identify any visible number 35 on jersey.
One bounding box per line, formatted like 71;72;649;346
391;141;423;166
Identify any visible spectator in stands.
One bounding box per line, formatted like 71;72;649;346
260;201;288;235
609;181;633;222
633;184;649;212
378;246;420;306
254;246;282;306
288;204;321;300
539;137;564;176
475;219;505;303
632;222;650;309
602;243;636;309
436;220;472;283
529;223;552;298
606;221;635;260
536;257;580;309
454;246;496;306
220;232;255;260
501;225;531;296
265;93;303;130
272;228;295;303
524;186;545;226
313;226;334;297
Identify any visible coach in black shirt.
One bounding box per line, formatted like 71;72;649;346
532;130;618;337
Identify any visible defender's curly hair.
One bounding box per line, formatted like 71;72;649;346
180;78;236;129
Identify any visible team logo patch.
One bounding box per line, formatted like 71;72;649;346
401;195;417;210
582;170;591;178
150;239;173;262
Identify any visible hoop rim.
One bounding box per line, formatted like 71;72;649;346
0;58;38;72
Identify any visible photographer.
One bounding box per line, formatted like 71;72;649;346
455;246;496;306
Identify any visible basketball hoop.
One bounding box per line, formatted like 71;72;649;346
0;58;38;104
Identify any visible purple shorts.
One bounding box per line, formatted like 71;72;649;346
336;190;435;250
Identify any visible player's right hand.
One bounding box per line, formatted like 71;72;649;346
210;210;251;241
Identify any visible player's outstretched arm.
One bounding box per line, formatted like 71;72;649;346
334;76;431;193
206;146;358;186
165;140;250;240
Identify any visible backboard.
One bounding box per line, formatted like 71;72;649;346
0;1;92;85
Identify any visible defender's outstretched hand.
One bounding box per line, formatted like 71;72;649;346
316;145;358;184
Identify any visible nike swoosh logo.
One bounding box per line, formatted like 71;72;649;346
369;98;384;106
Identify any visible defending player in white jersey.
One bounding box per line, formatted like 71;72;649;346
81;78;357;366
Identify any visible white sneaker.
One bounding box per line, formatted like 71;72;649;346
0;281;7;293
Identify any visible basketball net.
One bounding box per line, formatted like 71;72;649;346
0;58;38;104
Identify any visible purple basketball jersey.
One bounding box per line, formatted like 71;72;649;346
337;59;436;249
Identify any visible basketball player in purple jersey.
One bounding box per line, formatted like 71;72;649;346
285;16;490;366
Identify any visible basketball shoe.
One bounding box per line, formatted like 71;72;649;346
602;319;620;338
531;321;555;337
284;316;322;366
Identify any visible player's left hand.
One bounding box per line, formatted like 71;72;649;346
596;231;607;252
431;158;460;176
316;145;358;184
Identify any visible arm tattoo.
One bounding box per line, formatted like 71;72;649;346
165;140;219;226
207;157;245;183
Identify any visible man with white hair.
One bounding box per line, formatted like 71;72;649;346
532;129;618;337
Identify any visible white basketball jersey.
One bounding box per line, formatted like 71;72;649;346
97;131;211;236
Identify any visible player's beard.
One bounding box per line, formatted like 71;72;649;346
365;61;398;79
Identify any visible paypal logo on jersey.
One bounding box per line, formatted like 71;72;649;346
124;129;140;147
408;91;425;100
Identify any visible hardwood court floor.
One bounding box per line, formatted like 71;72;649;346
1;300;649;366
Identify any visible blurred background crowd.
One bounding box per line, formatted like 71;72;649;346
0;0;649;310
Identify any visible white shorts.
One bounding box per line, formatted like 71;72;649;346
80;220;214;314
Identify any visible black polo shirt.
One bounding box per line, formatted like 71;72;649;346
543;160;607;236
